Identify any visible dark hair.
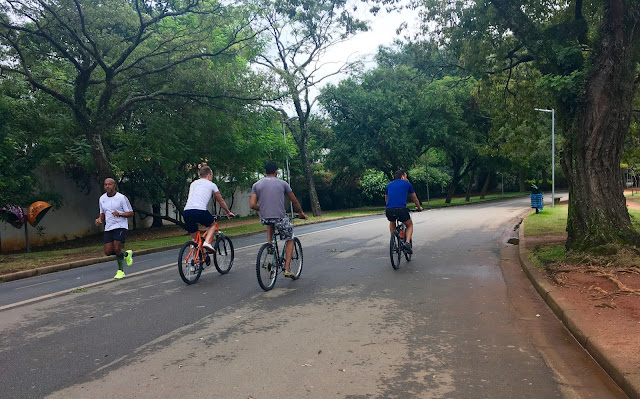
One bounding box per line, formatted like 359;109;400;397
394;170;406;180
265;161;278;175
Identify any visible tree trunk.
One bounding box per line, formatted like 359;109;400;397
445;166;461;204
518;170;526;192
87;129;114;184
480;171;491;199
465;171;475;202
300;145;322;216
292;117;322;216
562;1;640;250
151;204;163;227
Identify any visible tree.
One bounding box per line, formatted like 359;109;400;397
320;62;429;180
255;0;368;216
0;76;66;207
0;0;262;185
419;77;490;203
418;0;640;250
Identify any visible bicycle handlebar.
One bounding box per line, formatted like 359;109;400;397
213;214;234;220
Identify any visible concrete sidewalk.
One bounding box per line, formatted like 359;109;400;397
518;222;640;399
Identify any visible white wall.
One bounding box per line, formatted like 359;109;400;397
0;173;253;252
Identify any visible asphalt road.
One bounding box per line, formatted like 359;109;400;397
0;194;626;398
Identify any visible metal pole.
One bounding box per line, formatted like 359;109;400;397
551;109;555;207
282;120;294;217
425;154;430;208
535;108;556;207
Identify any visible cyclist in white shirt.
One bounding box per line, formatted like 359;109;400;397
183;166;235;251
95;178;134;279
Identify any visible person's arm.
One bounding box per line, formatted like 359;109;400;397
214;191;235;218
249;193;259;212
286;192;307;219
112;196;134;218
95;213;105;226
409;193;423;210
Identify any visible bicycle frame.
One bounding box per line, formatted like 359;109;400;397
188;231;207;266
178;214;234;285
256;216;304;291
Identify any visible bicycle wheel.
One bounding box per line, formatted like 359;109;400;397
178;241;202;285
404;238;413;261
289;237;303;280
213;235;234;274
390;233;401;270
256;243;277;291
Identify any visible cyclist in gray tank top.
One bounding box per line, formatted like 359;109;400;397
250;161;307;278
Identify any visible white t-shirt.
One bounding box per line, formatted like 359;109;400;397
99;192;133;231
184;178;219;211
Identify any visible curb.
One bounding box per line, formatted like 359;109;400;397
518;219;640;399
0;244;184;283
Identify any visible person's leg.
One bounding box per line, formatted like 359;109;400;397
266;225;274;243
389;221;396;235
404;219;414;243
203;222;216;245
197;211;216;251
112;240;126;278
103;242;114;256
284;238;294;272
113;240;124;267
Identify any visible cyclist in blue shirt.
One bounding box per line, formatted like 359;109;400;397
385;170;422;254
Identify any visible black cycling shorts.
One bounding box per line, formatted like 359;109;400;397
183;209;215;233
385;207;410;223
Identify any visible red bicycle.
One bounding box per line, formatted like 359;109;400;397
178;215;234;285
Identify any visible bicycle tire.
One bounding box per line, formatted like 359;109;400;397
213;235;234;274
404;238;413;261
289;237;303;279
390;233;401;270
178;241;202;285
256;243;277;291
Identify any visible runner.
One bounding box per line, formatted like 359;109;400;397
95;178;134;279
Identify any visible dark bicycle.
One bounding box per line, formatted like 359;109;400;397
256;216;303;291
389;209;421;270
178;215;234;285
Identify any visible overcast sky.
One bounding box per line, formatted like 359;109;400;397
319;4;418;84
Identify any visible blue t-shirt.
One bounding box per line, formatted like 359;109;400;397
385;179;415;209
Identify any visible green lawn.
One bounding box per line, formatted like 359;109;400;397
525;204;640;236
424;192;527;207
525;203;640;267
523;205;568;236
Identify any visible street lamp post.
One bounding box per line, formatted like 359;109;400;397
534;108;555;207
282;116;298;217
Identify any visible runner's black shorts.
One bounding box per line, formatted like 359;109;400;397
104;228;127;244
385;207;411;223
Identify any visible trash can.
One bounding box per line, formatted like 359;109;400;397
530;193;543;213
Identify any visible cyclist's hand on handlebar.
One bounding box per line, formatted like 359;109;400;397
226;212;235;219
298;212;308;220
416;206;423;212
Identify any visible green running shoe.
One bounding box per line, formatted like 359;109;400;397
114;270;125;279
124;250;133;266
